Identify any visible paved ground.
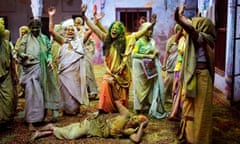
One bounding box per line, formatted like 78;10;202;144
0;64;240;144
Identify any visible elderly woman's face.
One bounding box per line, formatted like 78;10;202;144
21;29;28;37
66;26;75;39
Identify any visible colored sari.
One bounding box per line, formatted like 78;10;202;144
132;36;167;119
177;17;216;144
85;18;153;113
85;19;135;112
0;40;15;124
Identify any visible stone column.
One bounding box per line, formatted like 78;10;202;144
225;0;239;103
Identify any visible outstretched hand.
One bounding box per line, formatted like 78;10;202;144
48;7;56;16
179;5;185;16
174;5;184;23
174;7;180;23
94;12;105;23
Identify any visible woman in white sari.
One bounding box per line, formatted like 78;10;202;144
48;7;91;115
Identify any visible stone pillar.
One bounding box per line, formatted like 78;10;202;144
225;0;239;103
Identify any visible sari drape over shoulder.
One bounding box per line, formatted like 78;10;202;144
18;34;60;123
178;17;216;144
132;37;167;119
0;40;15;123
98;35;134;112
58;38;88;114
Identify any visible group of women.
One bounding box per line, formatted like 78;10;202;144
0;4;216;144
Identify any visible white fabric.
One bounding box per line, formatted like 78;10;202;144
62;19;74;28
31;0;43;19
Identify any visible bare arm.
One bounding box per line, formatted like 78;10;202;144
174;6;199;41
134;14;157;40
114;100;131;116
94;13;108;33
132;43;158;59
83;29;92;43
48;7;64;45
81;4;106;41
132;51;157;59
122;127;138;135
129;120;148;143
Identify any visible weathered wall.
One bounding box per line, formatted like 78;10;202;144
0;0;83;43
84;0;197;62
0;0;199;63
91;0;182;62
0;0;30;42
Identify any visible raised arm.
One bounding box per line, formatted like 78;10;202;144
83;28;93;43
94;12;107;33
81;4;106;41
48;7;64;45
134;14;157;40
174;6;199;41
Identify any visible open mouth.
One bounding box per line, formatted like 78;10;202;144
111;31;117;37
67;33;74;38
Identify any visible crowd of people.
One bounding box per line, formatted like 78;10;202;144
0;4;216;144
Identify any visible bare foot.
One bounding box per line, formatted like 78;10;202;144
40;123;54;131
95;12;105;21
